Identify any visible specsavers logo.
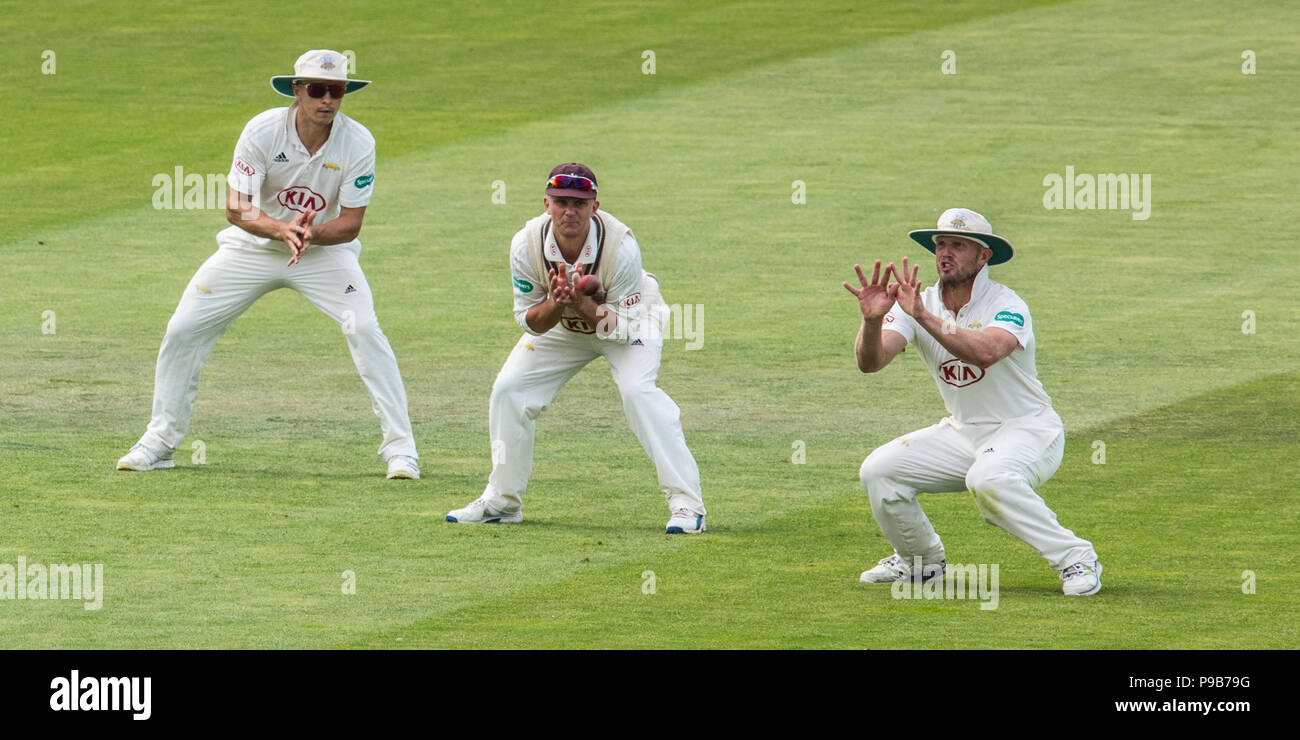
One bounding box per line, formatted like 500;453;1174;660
940;358;985;387
354;174;374;188
512;276;533;293
994;310;1024;328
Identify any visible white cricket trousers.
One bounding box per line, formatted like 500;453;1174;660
858;406;1096;570
479;283;704;514
137;242;417;461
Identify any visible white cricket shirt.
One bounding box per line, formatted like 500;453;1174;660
883;265;1053;424
509;216;644;342
219;104;375;250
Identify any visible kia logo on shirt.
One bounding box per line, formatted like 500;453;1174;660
277;186;326;213
939;358;985;387
561;315;595;334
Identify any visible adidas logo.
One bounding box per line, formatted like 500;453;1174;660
630;339;644;346
273;152;289;163
344;284;357;294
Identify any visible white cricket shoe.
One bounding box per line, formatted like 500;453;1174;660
115;444;175;471
445;496;522;524
859;552;946;584
386;455;420;480
665;509;706;534
1061;560;1103;596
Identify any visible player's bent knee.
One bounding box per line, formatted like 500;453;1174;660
858;449;901;492
164;312;212;339
489;376;519;405
163;317;191;338
489;375;536;418
965;466;1023;497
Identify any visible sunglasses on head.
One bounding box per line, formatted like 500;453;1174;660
296;81;346;99
547;174;597;192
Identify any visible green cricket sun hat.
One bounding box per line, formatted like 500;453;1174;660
907;207;1015;265
270;49;371;97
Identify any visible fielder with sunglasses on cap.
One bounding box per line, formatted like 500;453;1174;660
844;208;1102;595
446;164;707;533
117;50;420;480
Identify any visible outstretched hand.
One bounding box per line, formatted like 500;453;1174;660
843;260;899;321
887;257;923;318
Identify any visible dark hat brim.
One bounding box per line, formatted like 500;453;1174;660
908;229;1014;266
545;188;598;199
270;76;371;98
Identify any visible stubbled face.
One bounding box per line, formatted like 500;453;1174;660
934;235;992;285
544;196;600;241
293;80;342;126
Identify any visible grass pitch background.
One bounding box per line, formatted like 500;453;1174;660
2;0;1297;648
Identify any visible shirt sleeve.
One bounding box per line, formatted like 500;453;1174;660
881;301;916;344
988;296;1033;349
339;138;376;208
226;120;266;197
510;230;547;335
597;232;645;344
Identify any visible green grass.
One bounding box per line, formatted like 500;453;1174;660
2;0;1297;648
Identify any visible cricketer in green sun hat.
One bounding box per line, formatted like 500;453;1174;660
908;207;1015;266
270;49;371;97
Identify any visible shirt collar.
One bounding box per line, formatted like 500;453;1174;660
285;104;307;154
970;263;993;303
544;217;599;265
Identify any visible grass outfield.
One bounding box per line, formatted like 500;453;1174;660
3;0;1297;648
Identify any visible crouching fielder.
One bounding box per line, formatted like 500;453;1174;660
446;163;706;534
843;208;1101;596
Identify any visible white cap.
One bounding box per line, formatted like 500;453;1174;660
936;207;993;235
907;207;1015;265
270;50;371;97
